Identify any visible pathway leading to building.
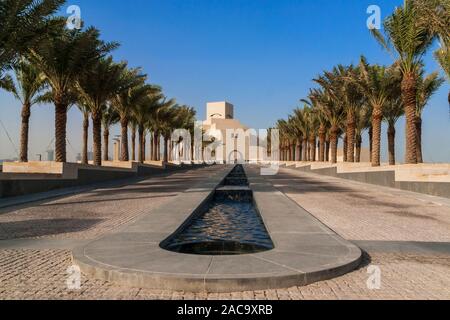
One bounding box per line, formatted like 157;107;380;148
0;165;449;299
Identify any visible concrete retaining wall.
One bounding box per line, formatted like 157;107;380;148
0;162;208;199
292;164;450;199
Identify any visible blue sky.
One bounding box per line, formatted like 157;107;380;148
0;0;449;162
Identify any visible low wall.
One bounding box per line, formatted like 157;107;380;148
0;162;209;199
291;164;450;199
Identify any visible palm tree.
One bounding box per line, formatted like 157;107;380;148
416;0;449;107
112;70;147;162
173;106;197;162
372;0;435;164
305;107;319;162
354;104;371;163
314;74;346;164
305;91;330;162
131;85;162;163
28;26;117;162
129;119;137;161
434;45;450;106
77;103;90;164
148;97;177;162
384;96;404;165
415;70;444;162
0;0;64;77
101;105;119;161
276;119;290;161
292;107;309;161
3;59;47;162
415;0;450;46
77;57;132;166
357;57;399;166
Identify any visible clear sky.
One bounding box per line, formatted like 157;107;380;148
0;0;449;162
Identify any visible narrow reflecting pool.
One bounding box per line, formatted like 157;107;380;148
161;165;274;255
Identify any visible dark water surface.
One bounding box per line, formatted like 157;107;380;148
163;165;274;255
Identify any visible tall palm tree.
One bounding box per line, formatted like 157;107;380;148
112;70;147;162
416;0;449;107
305;91;331;162
131;85;162;163
372;0;435;164
357;57;399;166
3;59;47;162
415;70;444;162
314;74;346;163
292;107;310;161
148;96;177;162
384;96;404;165
129;119;137;161
0;0;64;77
434;45;450;106
28;26;117;162
354;103;371;163
77;103;90;164
101;105;119;161
276;119;290;161
305;107;319;162
77;57;132;166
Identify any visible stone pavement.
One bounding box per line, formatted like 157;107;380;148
267;167;450;243
0;166;223;241
1;165;449;299
1;250;449;300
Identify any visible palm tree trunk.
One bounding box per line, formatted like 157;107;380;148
54;102;67;163
318;126;326;162
302;138;308;161
291;142;296;161
131;126;136;162
325;136;330;162
355;134;362;163
402;73;418;164
415;116;423;163
295;140;301;161
346;112;355;162
149;133;154;161
152;131;158;161
368;126;373;163
81;112;89;165
309;136;316;162
164;136;169;163
330;126;338;164
143;134;146;162
138;125;144;163
388;123;396;165
371;106;382;167
92;111;102;166
19;103;31;162
103;127;109;161
157;136;161;161
343;134;348;162
120;117;129;161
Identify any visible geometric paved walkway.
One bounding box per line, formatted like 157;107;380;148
1;165;450;299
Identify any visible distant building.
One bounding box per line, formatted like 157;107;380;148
202;102;253;163
75;152;94;163
46;150;54;161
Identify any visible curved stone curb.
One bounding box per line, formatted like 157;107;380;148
72;165;362;293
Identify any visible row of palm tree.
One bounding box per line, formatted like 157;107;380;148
277;0;449;166
0;0;197;165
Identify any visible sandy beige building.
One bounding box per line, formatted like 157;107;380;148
202;102;253;163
